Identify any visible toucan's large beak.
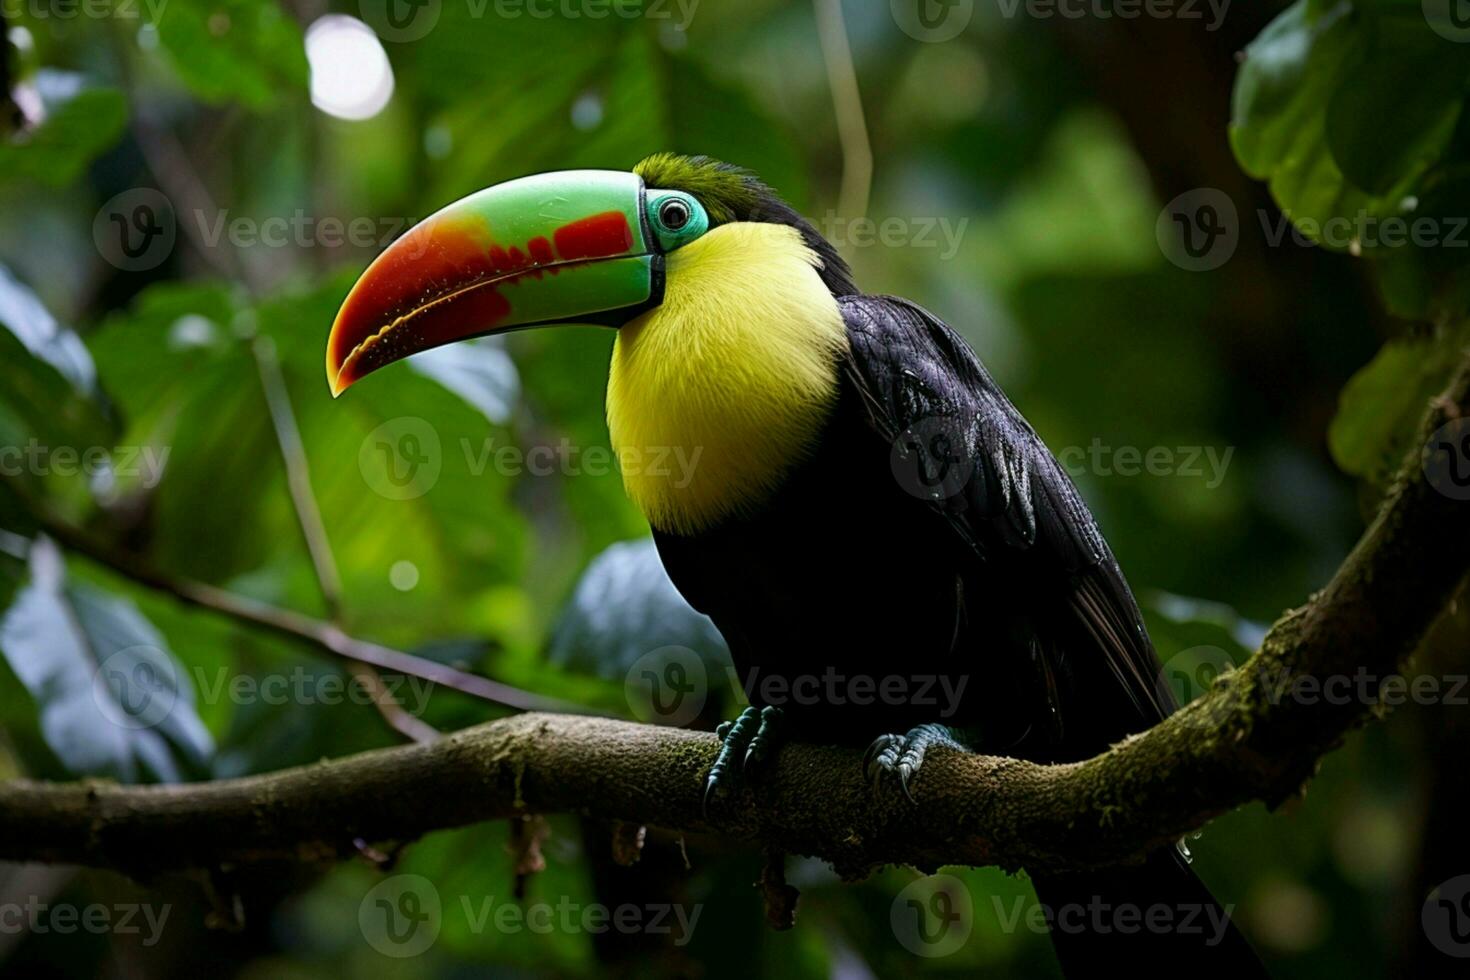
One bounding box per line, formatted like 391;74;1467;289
326;169;661;396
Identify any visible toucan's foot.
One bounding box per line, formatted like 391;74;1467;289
703;706;785;816
862;724;972;803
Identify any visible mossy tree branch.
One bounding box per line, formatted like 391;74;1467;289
3;356;1470;881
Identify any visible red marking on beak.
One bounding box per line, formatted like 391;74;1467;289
328;210;639;395
554;211;636;260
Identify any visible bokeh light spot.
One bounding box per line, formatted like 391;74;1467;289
306;15;394;122
389;560;420;591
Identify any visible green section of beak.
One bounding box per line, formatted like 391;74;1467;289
327;169;659;395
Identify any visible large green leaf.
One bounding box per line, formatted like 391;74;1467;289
0;71;128;188
0;537;213;783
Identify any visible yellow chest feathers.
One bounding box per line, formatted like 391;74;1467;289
607;222;849;535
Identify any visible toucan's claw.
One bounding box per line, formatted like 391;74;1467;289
743;705;785;773
898;762;917;804
863;733;903;786
864;724;972;804
702;706;785;818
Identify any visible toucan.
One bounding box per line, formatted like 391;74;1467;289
326;155;1267;975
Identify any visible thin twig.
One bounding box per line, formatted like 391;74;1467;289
345;661;442;743
252;336;345;619
813;0;873;225
130;117;247;285
2;491;585;714
252;334;440;742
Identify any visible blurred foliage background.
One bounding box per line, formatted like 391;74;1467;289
2;0;1469;976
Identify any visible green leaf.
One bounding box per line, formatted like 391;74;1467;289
0;537;213;783
1323;14;1470;197
547;538;728;681
0;72;128;188
1371;166;1470;319
150;0;309;109
88;282;284;581
0;263;115;490
1233;1;1470;321
414;22;806;210
1230;1;1377;246
1149;590;1269;654
408;339;521;426
1328;325;1468;483
0;260;98;396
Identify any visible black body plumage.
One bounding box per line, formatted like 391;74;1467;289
652;297;1265;978
655;294;1172;763
635;155;1266;976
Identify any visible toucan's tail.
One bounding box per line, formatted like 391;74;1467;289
1030;849;1268;978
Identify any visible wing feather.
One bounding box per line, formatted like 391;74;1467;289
840;294;1173;733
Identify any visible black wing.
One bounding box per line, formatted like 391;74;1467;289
839;294;1173;752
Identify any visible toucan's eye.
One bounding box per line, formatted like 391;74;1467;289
646;190;709;251
659;199;691;230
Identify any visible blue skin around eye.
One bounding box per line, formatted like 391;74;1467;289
648;193;709;251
